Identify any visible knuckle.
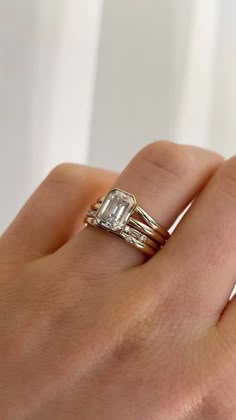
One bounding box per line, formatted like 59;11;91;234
138;140;192;179
47;163;81;185
219;156;236;199
45;163;86;192
45;164;107;195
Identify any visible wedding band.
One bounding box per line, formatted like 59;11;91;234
84;188;170;256
91;202;166;245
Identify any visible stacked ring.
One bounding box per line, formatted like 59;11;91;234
84;188;170;257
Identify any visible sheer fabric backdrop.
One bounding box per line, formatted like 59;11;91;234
0;0;235;232
0;0;103;232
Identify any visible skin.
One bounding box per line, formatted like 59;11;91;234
1;140;236;419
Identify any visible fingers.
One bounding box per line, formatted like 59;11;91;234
0;164;117;262
65;141;223;271
149;156;236;327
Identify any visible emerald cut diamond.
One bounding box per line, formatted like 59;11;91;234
96;189;136;231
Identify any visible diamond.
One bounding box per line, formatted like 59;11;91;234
127;236;135;244
124;225;131;234
96;189;136;231
128;228;146;242
130;228;141;239
87;210;97;217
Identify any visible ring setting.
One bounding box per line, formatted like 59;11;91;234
85;188;170;256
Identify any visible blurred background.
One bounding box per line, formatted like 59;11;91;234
0;0;235;232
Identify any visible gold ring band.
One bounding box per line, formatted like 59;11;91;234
85;215;160;256
90;203;167;245
128;217;166;246
84;188;169;257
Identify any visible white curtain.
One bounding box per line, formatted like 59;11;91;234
89;0;236;170
0;0;235;232
0;0;103;231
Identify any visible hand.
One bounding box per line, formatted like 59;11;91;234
0;141;235;419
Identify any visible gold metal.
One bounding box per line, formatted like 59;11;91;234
91;202;100;210
88;204;167;245
128;217;166;246
135;206;170;239
85;188;170;257
85;216;158;256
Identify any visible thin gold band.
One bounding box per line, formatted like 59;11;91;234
128;217;166;246
135;206;170;239
85;188;169;257
85;215;159;256
90;202;167;245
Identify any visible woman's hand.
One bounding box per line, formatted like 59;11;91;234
0;141;236;419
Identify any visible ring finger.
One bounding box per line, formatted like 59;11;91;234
62;141;223;272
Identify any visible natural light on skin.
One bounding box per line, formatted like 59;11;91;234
0;1;236;418
1;141;236;419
